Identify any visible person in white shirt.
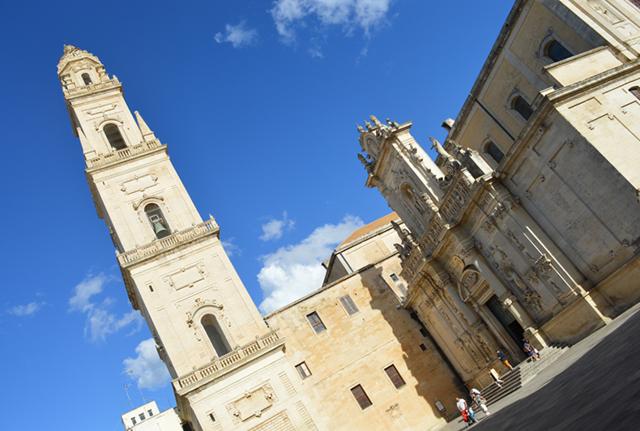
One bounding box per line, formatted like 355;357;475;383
470;388;490;416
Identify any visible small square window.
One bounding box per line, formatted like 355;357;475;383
339;295;359;315
384;364;406;389
131;417;137;425
295;361;312;379
306;312;326;334
148;409;153;417
139;413;145;421
390;273;399;282
351;384;373;410
419;343;427;351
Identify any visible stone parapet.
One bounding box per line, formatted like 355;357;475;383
85;139;166;171
63;77;121;99
117;218;219;268
173;331;284;396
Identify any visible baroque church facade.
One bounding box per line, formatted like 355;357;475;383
358;0;640;389
57;0;640;430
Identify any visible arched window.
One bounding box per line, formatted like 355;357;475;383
103;124;127;150
544;40;572;62
484;141;504;164
201;314;231;357
81;73;92;86
511;96;533;121
144;203;171;239
629;86;640;100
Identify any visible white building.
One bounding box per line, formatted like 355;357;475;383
122;401;182;431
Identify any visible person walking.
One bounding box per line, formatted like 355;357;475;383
489;368;504;387
523;339;540;361
456;397;477;427
497;349;514;370
470;388;490;416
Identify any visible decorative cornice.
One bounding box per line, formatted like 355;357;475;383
85;139;166;172
117;218;220;269
173;331;284;396
63;77;121;100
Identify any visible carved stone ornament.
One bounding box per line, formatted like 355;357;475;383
225;384;277;423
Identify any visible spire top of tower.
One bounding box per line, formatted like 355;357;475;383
57;44;102;75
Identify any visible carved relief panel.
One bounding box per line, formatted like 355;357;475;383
225;383;277;424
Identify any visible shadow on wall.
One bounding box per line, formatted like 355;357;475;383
472;307;640;431
361;264;467;424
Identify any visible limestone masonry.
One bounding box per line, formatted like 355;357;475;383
58;1;640;430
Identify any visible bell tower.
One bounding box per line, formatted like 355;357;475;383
58;45;316;431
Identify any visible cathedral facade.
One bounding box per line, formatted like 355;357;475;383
357;0;640;389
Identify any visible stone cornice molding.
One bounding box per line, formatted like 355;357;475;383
63;77;121;100
173;331;284;396
85;139;167;172
117;218;220;269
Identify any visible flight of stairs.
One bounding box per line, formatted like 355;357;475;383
478;344;569;407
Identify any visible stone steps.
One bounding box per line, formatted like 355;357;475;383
475;345;569;408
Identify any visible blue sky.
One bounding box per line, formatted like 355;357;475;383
0;1;512;429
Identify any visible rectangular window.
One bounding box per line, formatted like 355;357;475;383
295;361;312;379
139;413;145;421
351;384;373;410
131;417;137;425
384;365;406;389
209;413;216;422
390;273;399;282
148;409;153;417
306;312;326;334
339;294;359;315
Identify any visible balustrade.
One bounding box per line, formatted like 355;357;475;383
174;331;284;395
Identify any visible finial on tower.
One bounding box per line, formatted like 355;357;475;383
135;111;157;142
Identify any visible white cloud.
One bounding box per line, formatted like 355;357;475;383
123;338;171;390
221;238;241;257
257;215;363;313
260;212;295;241
271;0;392;43
214;21;258;48
7;301;45;317
69;274;143;342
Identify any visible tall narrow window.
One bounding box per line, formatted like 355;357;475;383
350;385;373;409
544;40;572;62
306;312;326;334
295;361;312;379
201;314;231;357
81;73;92;85
144;204;171;239
511;96;533;120
484;141;504;164
131;417;137;425
103;123;127;150
630;86;640;100
339;295;359;315
384;364;406;389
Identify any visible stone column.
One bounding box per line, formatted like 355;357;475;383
468;248;549;350
501;295;547;350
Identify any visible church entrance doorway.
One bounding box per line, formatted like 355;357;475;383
486;295;524;348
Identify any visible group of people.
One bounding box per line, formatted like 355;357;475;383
456;340;543;426
456;387;490;427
